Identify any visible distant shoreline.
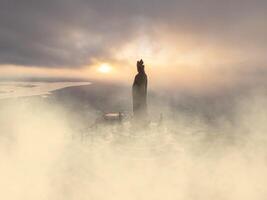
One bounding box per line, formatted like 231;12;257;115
0;82;91;99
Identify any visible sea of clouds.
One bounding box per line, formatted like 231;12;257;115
1;87;267;200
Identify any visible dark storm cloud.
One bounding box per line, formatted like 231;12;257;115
0;0;266;67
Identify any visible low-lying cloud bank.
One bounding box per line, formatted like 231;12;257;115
1;88;267;199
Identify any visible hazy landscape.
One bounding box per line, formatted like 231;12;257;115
1;81;267;199
1;0;267;199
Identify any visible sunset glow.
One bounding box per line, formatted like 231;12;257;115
97;63;112;74
1;1;267;200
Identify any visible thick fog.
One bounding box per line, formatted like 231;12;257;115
1;83;267;200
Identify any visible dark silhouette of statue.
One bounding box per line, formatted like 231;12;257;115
132;59;148;123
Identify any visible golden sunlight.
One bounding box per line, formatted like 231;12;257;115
97;63;112;73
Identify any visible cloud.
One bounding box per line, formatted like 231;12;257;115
0;0;266;68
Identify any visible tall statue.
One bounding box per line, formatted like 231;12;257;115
132;59;148;123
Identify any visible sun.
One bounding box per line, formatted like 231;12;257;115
97;63;112;73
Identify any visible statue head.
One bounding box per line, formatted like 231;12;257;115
137;59;145;73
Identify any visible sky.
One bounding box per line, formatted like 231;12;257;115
2;3;267;198
0;0;267;91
